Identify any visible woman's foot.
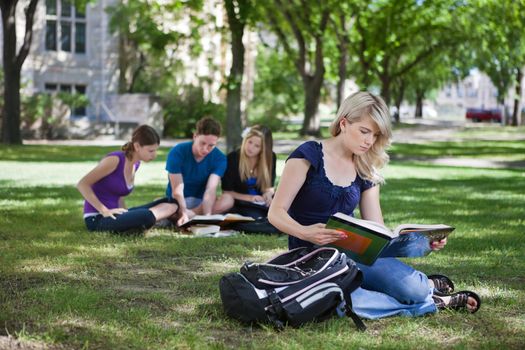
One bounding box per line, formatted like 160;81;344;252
432;290;481;313
428;274;455;294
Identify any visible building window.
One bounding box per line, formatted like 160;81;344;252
45;83;87;117
465;82;478;98
45;0;86;53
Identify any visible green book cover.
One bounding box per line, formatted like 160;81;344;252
325;215;393;265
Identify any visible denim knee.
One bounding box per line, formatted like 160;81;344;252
389;277;430;304
358;258;431;305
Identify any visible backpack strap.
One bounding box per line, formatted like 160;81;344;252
345;301;367;332
336;256;367;331
266;289;285;330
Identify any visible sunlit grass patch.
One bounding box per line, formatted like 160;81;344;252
391;139;525;160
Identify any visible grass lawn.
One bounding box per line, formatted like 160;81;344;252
1;131;524;349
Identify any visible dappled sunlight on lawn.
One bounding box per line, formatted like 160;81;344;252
1;143;524;349
384;163;521;180
0;161;167;186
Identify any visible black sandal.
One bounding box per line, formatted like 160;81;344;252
432;290;481;313
428;274;455;294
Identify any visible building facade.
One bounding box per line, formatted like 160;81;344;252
0;0;234;131
1;0;120;121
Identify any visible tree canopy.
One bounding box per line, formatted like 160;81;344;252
2;0;524;144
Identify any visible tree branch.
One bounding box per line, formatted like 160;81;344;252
265;8;294;58
393;40;457;79
312;9;329;84
16;0;39;70
274;0;306;76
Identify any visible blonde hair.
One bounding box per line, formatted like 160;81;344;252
251;125;274;181
329;91;392;184
239;127;272;192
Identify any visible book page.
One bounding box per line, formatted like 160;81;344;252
223;213;255;222
189;224;221;235
191;214;226;221
393;224;454;240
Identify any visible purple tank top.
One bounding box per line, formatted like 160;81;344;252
83;151;140;214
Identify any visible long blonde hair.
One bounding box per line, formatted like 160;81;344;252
329;91;392;184
239;127;272;192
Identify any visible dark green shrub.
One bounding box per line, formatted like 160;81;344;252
163;85;225;138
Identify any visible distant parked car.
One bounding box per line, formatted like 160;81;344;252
465;108;502;123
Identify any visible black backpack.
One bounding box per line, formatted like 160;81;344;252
219;247;366;331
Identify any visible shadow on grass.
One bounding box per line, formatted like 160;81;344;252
2;246;524;349
391;140;525;158
1;165;524;348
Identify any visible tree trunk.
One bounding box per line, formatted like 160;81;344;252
511;67;522;126
2;65;22;144
415;89;424;119
300;13;328;137
497;96;507;125
267;5;328;137
336;48;347;109
393;81;405;124
380;76;391;106
301;75;323;136
1;1;21;144
335;15;349;109
224;0;245;152
1;0;39;144
117;35;130;93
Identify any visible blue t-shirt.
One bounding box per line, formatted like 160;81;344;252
287;141;375;249
165;141;227;199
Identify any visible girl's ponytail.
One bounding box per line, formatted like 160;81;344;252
121;142;134;159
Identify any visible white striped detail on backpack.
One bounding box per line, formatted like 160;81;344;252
295;283;344;309
260;264;350;309
280;265;348;303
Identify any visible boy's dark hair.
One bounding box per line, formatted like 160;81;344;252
195;117;221;137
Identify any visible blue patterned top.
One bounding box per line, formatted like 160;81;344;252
286;141;375;249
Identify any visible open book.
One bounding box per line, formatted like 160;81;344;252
180;213;254;228
325;212;455;265
188;224;221;235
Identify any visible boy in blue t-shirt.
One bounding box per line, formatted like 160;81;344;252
165;117;226;226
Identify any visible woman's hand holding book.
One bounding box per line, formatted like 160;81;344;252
430;238;447;251
300;223;347;246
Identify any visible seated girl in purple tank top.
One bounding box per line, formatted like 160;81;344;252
268;91;480;319
77;125;177;234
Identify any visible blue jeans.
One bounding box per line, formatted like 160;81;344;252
185;197;202;209
350;258;436;319
84;198;170;234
